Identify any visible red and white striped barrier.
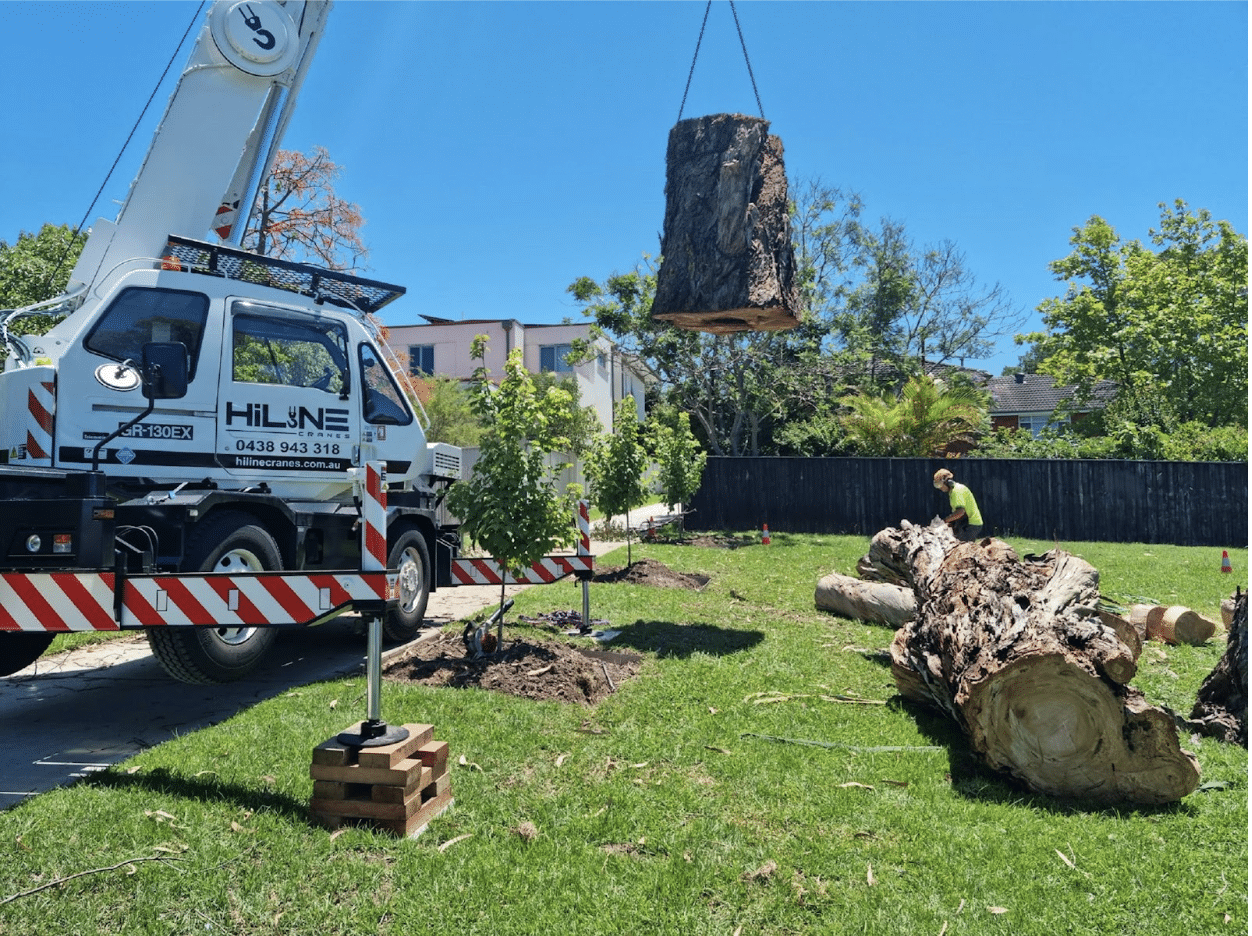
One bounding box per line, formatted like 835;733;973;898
449;555;594;586
450;500;596;585
577;499;591;556
0;570;391;632
0;467;594;632
359;461;387;573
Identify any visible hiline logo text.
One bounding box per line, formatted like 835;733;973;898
226;403;349;433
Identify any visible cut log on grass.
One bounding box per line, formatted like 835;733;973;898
1145;606;1217;646
1126;604;1153;641
652;113;798;334
1187;589;1248;746
1221;595;1238;628
883;518;1200;805
815;571;915;628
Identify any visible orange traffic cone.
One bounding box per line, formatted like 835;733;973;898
761;524;770;545
1221;550;1232;573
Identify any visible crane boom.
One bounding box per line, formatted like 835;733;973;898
68;0;331;296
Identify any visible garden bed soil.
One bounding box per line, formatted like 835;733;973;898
590;557;710;589
383;634;641;705
382;558;707;704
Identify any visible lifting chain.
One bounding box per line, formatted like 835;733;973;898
676;0;765;124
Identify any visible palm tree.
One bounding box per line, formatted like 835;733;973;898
839;374;986;456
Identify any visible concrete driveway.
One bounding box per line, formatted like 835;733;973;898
0;524;653;810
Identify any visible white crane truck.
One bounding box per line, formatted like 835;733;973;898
0;1;582;683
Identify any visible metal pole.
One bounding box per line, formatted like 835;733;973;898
577;499;591;631
338;461;408;748
366;615;382;723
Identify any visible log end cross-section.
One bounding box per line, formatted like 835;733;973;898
881;519;1200;805
962;653;1200;805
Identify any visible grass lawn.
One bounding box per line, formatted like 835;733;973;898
0;534;1245;935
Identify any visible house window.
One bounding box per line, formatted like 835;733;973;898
408;344;434;376
1017;414;1065;438
539;343;573;373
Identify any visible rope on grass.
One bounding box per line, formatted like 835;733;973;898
1;855;183;905
741;732;944;753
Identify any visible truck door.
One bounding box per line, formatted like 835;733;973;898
217;302;359;496
54;284;221;478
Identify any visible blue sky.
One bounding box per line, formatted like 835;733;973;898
2;1;1246;375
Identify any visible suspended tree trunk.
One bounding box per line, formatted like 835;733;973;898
652;114;798;334
1187;589;1248;746
878;518;1200;805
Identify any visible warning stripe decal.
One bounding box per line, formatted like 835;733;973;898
5;574;70;632
53;573;119;631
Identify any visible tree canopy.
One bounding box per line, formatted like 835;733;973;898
0;224;85;309
0;224;86;359
242;146;368;272
444;338;578;591
838;374;988;457
584;398;651;565
1019;200;1247;429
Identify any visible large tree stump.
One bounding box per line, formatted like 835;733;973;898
883;518;1200;805
652;113;798;334
1187;589;1248;746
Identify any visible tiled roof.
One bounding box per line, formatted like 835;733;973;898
987;374;1117;414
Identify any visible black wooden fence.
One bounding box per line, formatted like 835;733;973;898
685;457;1248;547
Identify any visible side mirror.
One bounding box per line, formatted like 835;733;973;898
141;342;189;400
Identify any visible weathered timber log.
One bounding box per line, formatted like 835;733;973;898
1126;604;1153;641
1187;589;1248;746
652;113;798;334
1221;595;1238;628
815;571;915;627
1145;605;1217;645
883;517;1200;805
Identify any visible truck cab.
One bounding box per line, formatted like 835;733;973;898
13;237;433;504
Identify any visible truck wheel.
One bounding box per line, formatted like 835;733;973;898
383;528;431;642
0;633;56;677
146;512;282;684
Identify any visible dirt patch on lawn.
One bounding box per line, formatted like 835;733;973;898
591;557;711;589
383;632;641;705
636;531;758;549
383;558;711;704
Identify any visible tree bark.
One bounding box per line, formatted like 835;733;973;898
652;114;799;334
815;571;915;627
1187;589;1248;746
883;518;1200;805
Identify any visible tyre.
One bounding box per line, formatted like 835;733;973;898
146;511;282;684
0;633;56;677
383;528;431;642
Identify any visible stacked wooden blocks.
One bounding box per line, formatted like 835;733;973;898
310;722;452;837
